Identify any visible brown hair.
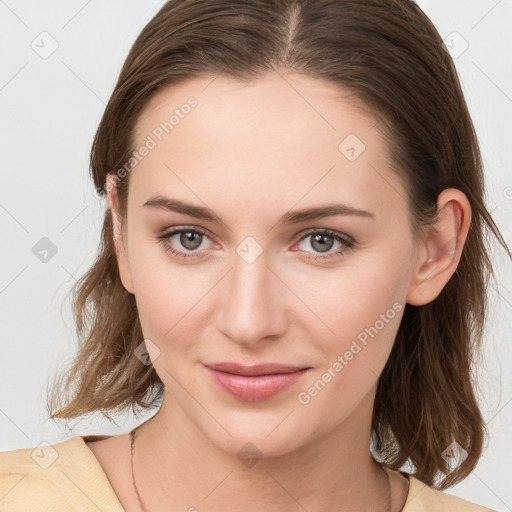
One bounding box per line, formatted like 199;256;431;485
46;0;511;489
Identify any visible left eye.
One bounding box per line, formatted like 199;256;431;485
295;229;354;261
157;228;355;261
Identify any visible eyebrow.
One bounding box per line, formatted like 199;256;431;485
142;196;375;225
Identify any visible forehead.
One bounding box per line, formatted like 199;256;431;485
129;72;406;224
134;72;379;150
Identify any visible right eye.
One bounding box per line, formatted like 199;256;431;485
157;227;214;259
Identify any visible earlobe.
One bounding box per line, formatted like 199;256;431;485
105;175;135;295
406;189;471;306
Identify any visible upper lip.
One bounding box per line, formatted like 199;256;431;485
205;362;309;376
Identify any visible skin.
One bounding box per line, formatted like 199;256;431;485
93;71;471;512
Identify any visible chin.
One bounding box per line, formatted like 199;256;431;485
198;411;315;462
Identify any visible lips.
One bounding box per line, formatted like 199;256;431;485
204;362;310;401
205;362;308;376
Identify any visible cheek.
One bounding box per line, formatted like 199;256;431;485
133;269;203;338
295;296;404;421
293;251;407;392
122;224;207;378
291;251;406;339
128;241;215;360
131;270;210;381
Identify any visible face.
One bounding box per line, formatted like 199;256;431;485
108;72;426;457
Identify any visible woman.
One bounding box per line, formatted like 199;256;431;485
1;1;508;510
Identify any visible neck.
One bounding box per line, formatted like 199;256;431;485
131;388;390;512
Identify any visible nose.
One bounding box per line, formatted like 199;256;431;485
216;250;288;347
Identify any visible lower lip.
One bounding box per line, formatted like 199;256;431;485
205;367;309;402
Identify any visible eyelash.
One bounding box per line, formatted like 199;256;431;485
156;227;355;262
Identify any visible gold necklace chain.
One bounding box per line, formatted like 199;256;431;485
130;426;392;512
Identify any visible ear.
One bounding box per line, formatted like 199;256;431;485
105;174;135;295
406;188;471;306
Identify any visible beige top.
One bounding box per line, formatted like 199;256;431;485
0;435;496;511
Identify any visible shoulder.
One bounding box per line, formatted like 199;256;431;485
0;437;81;510
0;435;124;511
403;475;497;512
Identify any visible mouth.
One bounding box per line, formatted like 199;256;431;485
204;362;311;402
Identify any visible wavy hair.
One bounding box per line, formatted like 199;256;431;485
46;0;511;489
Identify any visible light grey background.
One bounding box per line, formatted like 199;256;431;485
1;0;511;510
